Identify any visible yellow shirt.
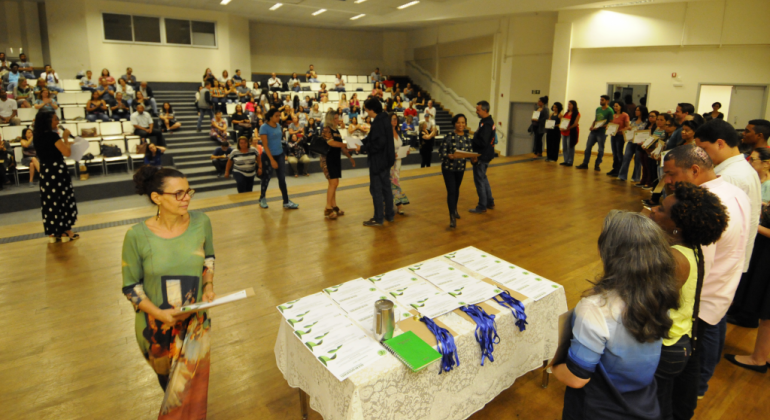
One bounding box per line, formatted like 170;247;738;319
663;245;698;346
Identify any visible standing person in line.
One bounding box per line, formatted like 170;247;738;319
703;102;724;123
560;100;580;167
741;119;770;153
648;183;728;420
321;114;355;219
123;166;215;419
545;101;563;162
224;136;260;193
725;146;770;373
355;98;395;227
259;109;299;209
576;95;614;171
608;102;630;177
469;100;496;214
389;112;410;215
33;111;79;242
439;114;473;228
530;96;549;158
553;210;680;420
665;103;693;151
197;81;213;133
419;113;437;168
618;106;649;183
660;145;751;401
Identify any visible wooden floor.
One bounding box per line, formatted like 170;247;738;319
1;156;767;420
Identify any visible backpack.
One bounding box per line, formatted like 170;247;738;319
101;144;122;157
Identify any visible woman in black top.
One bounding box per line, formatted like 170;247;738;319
20;128;40;187
439;114;473;228
33;111;79;242
703;102;724;122
545;102;563;162
231;104;252;140
271;91;282;109
321;113;355;219
159;102;181;133
86;91;111;122
530;95;549;157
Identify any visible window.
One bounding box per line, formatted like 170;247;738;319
133;16;161;43
192;22;216;47
166;19;216;47
165;19;191;45
103;14;133;42
102;13;216;47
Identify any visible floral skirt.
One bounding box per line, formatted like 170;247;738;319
391;160;409;206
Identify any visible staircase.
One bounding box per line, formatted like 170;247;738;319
152;89;238;194
389;76;454;137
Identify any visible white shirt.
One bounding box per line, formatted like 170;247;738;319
118;85;135;100
0;97;17;118
714;153;761;272
40;72;60;87
700;176;751;325
130;111;153;129
425;107;436;118
268;77;282;88
335;78;345;87
370;72;381;82
288;78;300;87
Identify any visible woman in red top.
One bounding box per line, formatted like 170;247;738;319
560;100;580;166
608;102;630;176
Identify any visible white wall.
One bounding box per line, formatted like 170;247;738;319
0;0;44;65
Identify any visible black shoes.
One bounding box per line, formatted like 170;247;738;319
363;218;383;227
727;315;759;328
595;167;601;172
469;208;486;214
454;210;461;220
449;213;456;228
606;171;618;176
724;354;768;373
575;164;588;170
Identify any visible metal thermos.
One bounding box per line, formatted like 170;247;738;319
374;299;395;342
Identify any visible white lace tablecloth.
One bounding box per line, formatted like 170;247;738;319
275;287;568;420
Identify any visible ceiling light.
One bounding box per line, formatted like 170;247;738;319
269;3;282;10
350;14;366;20
354;0;367;3
397;1;419;9
312;9;326;16
220;0;231;4
602;0;653;8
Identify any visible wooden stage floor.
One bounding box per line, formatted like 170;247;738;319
1;156;767;420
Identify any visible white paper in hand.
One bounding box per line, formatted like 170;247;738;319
545;120;556;129
69;136;90;162
397;145;410;159
531;111;540;120
559;119;570;130
605;123;619;137
346;137;363;150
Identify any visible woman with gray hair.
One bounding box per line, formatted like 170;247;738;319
553;210;680;420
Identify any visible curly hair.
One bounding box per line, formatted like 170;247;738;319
669;182;729;248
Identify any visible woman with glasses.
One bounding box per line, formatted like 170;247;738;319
124;165;216;418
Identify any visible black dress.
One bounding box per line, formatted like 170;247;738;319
34;131;78;236
729;210;770;321
322;128;343;180
546;114;562;161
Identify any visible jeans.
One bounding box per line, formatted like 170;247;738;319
112;110;130;121
655;335;696;420
334;87;346;92
146;97;158;115
561;135;574;165
532;131;544;155
233;172;255;193
133;128;165;147
292;87;301;92
420;139;434;167
472;161;494;210
442;168;464;214
212;159;227;175
369;168;394;224
47;84;64;93
87;113;111;122
263;153;289;203
197;108;213;131
618;142;642;181
580;130;607;168
212;97;225;113
81;86;97;92
698;316;726;397
308;78;320;83
610;134;624;173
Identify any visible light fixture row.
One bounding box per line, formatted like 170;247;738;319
220;1;421;18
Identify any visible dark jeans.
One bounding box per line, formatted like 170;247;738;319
197;108;213;131
234;124;252;141
260;153;289;203
698;316;726;397
532;131;544;155
133;128;165;147
619;142;642;181
546;130;561;161
212;159;227;175
87;112;111;122
0;161;6;188
259;153;272;198
442;168;464;214
610;134;624;172
233;171;255;193
370;167;394;224
112;110;130;121
655;335;697;420
580;130;607;168
420;139;434;167
472;161;494;210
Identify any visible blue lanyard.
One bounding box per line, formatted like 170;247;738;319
493;291;528;332
459;304;500;366
420;316;459;374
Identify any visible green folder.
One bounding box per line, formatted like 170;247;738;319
382;331;442;372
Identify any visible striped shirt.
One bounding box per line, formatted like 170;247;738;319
228;147;259;177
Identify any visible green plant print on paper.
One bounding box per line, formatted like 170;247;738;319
328;345;343;354
277;299;300;313
378;350;387;356
324;284;342;294
305;340;324;351
318;354;337;366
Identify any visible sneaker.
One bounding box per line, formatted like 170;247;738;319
642;185;653;190
469;207;487;214
259;198;268;208
27;182;36;188
634;183;645;188
559;162;568;166
594;167;601;172
363;219;383;227
575;165;588;170
283;200;299;209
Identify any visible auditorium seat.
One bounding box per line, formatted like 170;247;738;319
102;138;130;173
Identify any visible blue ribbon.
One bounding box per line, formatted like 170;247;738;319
459;304;500;366
493;291;528;332
420;316;459;374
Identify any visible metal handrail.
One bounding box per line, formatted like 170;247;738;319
406;61;476;115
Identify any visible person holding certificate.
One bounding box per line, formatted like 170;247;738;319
560;100;580;167
419;113;437;168
607;102;630;177
530;96;549;157
618;106;649;183
321;113;355;219
439;114;473;228
545;102;563;162
123;165;216;418
576;95;614;171
390;113;410;215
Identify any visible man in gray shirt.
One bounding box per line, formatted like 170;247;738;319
131;103;165;146
197;80;213;132
17;53;35;79
370;68;381;84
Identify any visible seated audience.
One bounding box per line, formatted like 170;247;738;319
203;68;216;85
131;103;165;146
305;118;320;138
17;53;35;79
309;103;323;121
143;143;166;167
40;65;63;93
110;92;131;120
224;79;239;104
219;70;230;85
85;91;111;122
287;134;310;177
211;80;226;113
370;67;381;83
372;82;383;99
232;69;244;85
393;96;405;112
318;83;329;101
116;78;135;107
211;140;233;177
306;64;319;83
404;100;418;118
414;91;426;110
80;70;98;92
268;72;283;92
553;210;679;420
99;68;116;91
132;91;154;116
20;128;40;187
13;78;33;108
236;81;251;103
34;88;58;112
0;53;8;78
121;67;139;89
210;111;229;143
288;73;301;92
159;102;181;133
3;63;22;92
334;74;345;92
137;82;158;115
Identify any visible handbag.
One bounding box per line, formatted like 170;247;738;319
81;128;98;137
101;144;122;157
308;134;330;155
135;140;148;155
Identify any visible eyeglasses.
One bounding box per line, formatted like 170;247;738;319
161;189;195;201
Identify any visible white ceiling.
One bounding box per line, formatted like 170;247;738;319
126;0;701;30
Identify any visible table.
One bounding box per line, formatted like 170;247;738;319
274;274;568;420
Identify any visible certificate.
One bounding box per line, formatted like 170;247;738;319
346;137;363;150
593;119;607;129
397;145;410;159
325;278;411;333
641;134;657;149
180;288;254;313
453;150;480;158
651;142;664;158
635;131;651;145
531;111;540;120
545;120;556;129
277;292;345;328
559;119;570;130
300;323;387;381
69;136;90;162
411;292;464;319
446;281;502;306
605;123;619;137
624;130;636;142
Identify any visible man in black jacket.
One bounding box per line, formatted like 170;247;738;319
469;100;496;213
357;98;396;226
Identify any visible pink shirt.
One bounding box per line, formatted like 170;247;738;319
700;177;751;325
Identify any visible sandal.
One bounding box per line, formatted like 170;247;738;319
325;208;337;219
333;206;344;216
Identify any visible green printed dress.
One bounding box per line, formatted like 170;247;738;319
121;211;215;420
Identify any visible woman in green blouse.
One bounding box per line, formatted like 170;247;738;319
439;114;473;228
122;165;216;418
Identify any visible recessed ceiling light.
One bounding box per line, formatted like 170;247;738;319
350;14;366;20
269;3;283;10
602;0;653;8
397;1;419;9
312;9;327;16
354;0;367;3
220;0;232;4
